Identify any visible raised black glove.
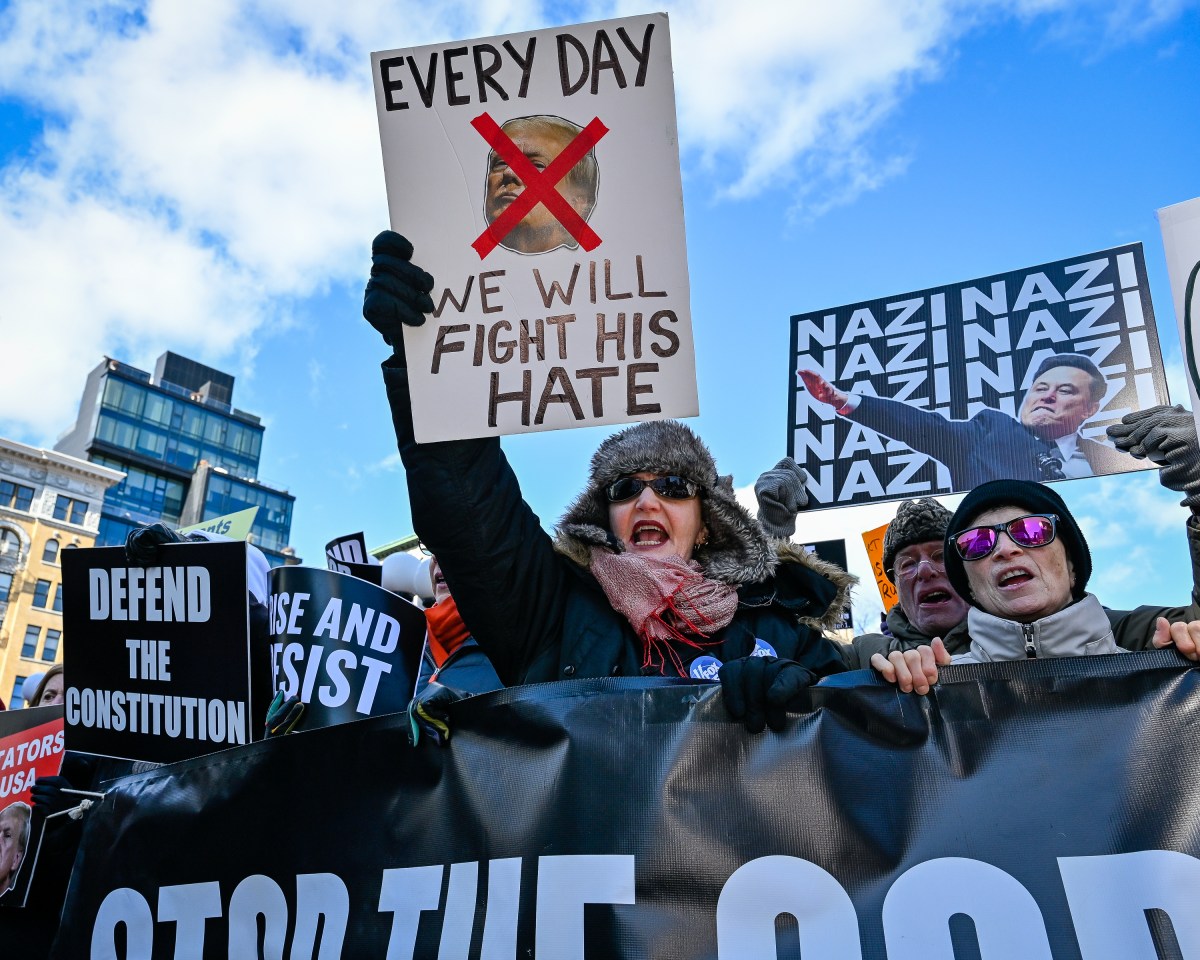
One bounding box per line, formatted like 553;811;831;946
407;680;470;747
30;775;76;817
125;522;201;566
718;655;817;733
1106;404;1192;459
264;691;305;737
363;230;436;363
754;457;809;538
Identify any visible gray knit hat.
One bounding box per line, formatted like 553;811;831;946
882;498;953;583
557;419;775;585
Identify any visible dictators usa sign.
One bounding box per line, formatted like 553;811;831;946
372;14;697;442
789;244;1168;508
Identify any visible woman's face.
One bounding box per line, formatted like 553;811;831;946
607;472;705;562
428;558;452;604
962;505;1075;623
38;673;64;706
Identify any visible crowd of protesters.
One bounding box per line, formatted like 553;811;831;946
5;229;1200;954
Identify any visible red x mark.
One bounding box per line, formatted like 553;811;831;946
471;112;609;259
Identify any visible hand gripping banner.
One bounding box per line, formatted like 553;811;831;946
56;652;1200;958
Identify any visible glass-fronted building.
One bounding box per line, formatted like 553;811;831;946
56;352;299;566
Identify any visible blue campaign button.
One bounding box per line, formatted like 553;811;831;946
689;655;723;681
751;638;778;658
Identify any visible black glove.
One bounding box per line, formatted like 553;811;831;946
363;230;436;364
718;656;817;733
264;691;305;737
30;775;76;817
407;680;470;747
125;522;202;565
754;457;809;538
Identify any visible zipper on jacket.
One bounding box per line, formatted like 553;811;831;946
1022;623;1037;658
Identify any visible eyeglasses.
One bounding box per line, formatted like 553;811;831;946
952;514;1059;561
605;475;699;503
892;550;946;581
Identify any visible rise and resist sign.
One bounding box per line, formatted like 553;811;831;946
372;13;697;442
788;244;1168;507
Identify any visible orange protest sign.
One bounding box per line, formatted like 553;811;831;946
862;521;898;611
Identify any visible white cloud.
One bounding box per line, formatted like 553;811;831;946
0;0;1189;439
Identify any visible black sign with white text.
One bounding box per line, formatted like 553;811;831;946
52;652;1200;958
268;566;426;730
789;244;1169;507
61;542;258;764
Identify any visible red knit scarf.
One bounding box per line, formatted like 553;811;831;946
424;596;471;669
589;550;738;677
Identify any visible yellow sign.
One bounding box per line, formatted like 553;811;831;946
179;506;259;541
862;521;898;611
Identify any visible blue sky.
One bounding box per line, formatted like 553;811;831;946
0;0;1198;630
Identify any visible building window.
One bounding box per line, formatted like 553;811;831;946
52;584;63;613
0;527;18;561
0;480;35;512
42;538;60;564
53;495;87;525
33;579;51;607
42;629;60;661
21;625;40;658
10;676;26;709
0;572;12;603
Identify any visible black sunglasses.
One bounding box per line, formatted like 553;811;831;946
605;475;699;503
953;514;1059;561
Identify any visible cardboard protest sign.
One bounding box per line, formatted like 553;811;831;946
789;244;1168;508
0;706;63;907
178;506;259;541
60;542;263;764
802;538;854;629
325;531;369;571
372;13;697;442
1158;197;1200;438
268;566;426;731
862;521;898;610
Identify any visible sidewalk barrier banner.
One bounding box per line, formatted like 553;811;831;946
60;541;259;764
54;651;1200;958
372;13;697;442
0;706;63;908
268;565;426;730
789;243;1168;508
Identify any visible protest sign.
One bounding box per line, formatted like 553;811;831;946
178;506;258;541
1158;196;1200;438
372;13;697;442
268;566;426;730
325;531;369;571
53;652;1200;958
861;521;898;609
60;541;262;764
801;538;853;628
789;244;1168;508
0;706;63;908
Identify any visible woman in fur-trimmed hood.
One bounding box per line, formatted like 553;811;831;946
367;230;852;731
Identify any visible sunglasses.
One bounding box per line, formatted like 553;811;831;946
605;475;699;503
952;514;1058;561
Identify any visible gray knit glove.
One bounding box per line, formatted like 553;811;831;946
1108;405;1200;508
1107;404;1193;459
754;458;809;539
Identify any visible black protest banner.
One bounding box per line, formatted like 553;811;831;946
53;652;1200;958
0;706;63;908
789;243;1169;507
60;542;261;764
326;531;370;572
267;566;426;730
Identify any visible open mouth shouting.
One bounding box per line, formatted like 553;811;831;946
630;521;669;550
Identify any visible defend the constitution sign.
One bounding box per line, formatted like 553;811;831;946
372;13;697;442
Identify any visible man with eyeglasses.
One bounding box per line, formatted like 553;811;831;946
872;480;1200;691
798;353;1136;489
